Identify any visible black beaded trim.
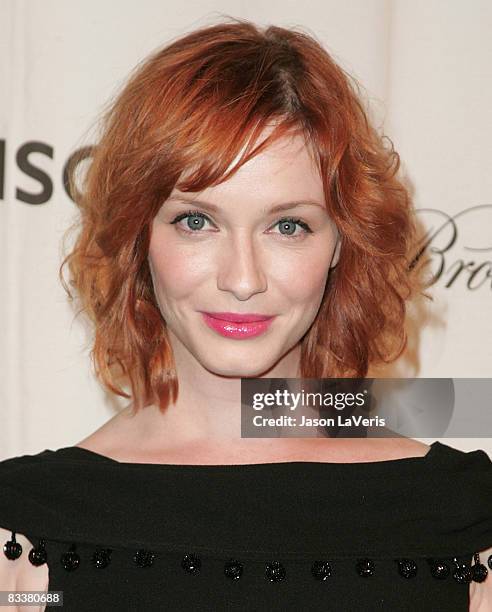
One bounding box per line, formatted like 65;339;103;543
92;547;112;569
311;560;332;580
2;533;488;585
265;560;286;582
133;549;155;567
471;552;488;583
181;553;201;574
224;558;243;579
396;558;418;578
3;532;22;560
61;543;80;571
451;557;473;584
356;558;375;577
427;558;450;579
29;538;48;566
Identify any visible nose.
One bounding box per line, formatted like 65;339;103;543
216;232;268;300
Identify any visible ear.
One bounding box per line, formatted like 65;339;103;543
329;233;342;269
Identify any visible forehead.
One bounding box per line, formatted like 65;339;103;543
173;130;323;204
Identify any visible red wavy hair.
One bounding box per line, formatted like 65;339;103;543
60;18;431;412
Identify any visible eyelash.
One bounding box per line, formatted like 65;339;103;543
169;209;313;240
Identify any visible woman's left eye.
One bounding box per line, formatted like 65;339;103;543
272;217;313;238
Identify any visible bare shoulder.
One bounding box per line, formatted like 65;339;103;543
388;437;431;458
0;527;49;593
75;405;136;457
374;438;431;461
312;437;431;463
469;546;492;612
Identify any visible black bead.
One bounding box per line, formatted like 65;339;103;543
92;548;112;569
427;558;450;579
396;558;418;579
133;549;155;567
488;554;492;571
3;532;22;560
61;544;80;571
452;558;472;584
265;560;286;582
28;539;47;566
311;560;332;581
471;563;488;583
224;559;243;580
181;553;201;574
471;553;488;583
356;558;375;577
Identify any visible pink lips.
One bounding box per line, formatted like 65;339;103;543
200;312;276;339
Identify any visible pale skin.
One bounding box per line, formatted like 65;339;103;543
1;131;489;609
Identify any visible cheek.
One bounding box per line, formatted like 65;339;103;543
148;240;212;299
281;267;329;304
272;249;332;302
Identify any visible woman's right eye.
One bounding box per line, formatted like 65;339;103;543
170;210;213;233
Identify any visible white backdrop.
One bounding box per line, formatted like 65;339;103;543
1;0;491;460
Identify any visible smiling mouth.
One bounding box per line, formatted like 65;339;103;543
199;312;276;339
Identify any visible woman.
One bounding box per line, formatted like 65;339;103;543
1;19;491;611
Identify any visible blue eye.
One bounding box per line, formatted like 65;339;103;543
170;210;210;231
274;217;312;237
170;210;313;239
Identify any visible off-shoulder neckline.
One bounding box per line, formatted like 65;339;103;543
49;439;443;470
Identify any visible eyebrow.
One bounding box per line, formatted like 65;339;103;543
166;197;325;214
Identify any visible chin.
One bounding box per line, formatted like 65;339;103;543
203;358;276;379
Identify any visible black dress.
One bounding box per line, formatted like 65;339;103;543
1;441;491;611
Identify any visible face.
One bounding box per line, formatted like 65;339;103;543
148;130;341;378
